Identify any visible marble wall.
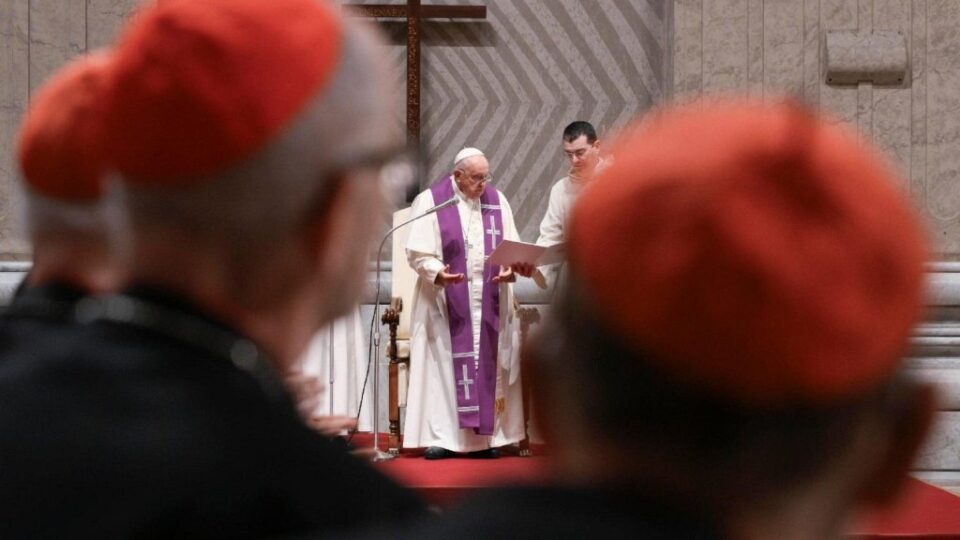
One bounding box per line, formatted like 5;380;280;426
0;0;147;259
672;0;960;493
672;0;960;260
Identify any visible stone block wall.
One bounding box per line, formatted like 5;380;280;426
0;0;147;259
672;0;960;492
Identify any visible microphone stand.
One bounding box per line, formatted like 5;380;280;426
368;196;457;462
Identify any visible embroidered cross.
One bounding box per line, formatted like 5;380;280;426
458;363;475;400
486;215;501;246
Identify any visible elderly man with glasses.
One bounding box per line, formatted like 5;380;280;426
404;147;532;460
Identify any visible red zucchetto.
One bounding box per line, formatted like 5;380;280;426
569;99;928;406
101;0;342;184
17;52;112;201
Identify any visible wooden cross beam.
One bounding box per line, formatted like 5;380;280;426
343;1;487;148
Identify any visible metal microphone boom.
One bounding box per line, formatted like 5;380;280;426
366;195;457;461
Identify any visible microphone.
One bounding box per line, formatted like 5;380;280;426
377;196;456;244
421;195;458;216
363;193;457;461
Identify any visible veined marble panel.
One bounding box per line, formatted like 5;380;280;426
925;141;960;256
28;0;85;96
673;0;704;99
674;0;960;260
924;1;960;258
0;1;29;260
761;0;804;98
702;0;748;94
915;411;960;470
802;0;820;105
909;0;928;203
819;0;859;127
86;0;146;50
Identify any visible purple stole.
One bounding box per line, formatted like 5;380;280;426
430;176;503;435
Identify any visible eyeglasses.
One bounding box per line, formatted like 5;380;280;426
457;171;494;185
333;145;418;207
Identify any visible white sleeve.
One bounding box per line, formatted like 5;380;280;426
536;181;564;247
405;190;446;285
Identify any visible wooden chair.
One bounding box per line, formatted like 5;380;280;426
516;305;541;456
384;207;417;454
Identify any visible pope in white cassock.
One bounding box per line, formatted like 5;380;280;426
404;147;530;459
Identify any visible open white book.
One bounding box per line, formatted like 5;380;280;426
488;240;567;267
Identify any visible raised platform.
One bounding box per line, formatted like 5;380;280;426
351;433;960;538
852;477;960;538
350;433;548;507
377;451;549;507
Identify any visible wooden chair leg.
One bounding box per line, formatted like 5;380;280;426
382;299;402;455
517;306;541;457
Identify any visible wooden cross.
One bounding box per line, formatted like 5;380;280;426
343;1;487;148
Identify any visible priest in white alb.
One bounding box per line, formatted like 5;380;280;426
536;121;605;248
295;308;372;434
403;147;531;459
534;121;607;291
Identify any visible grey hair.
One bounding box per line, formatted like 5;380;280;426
22;183;123;253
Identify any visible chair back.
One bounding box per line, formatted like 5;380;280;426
391;207;418;341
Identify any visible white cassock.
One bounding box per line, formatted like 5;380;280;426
538;159;610;247
536;174;587;247
403;179;525;452
533;174;587;291
297;308;373;431
536;161;609;288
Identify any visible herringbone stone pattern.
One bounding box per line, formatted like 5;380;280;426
373;0;666;240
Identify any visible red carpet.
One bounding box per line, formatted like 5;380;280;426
350;433;550;507
850;477;960;539
352;434;960;537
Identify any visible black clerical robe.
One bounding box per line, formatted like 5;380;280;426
382;485;723;539
0;286;424;538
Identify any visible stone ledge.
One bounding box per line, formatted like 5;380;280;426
916;411;960;470
907;359;960;410
913;471;960;496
